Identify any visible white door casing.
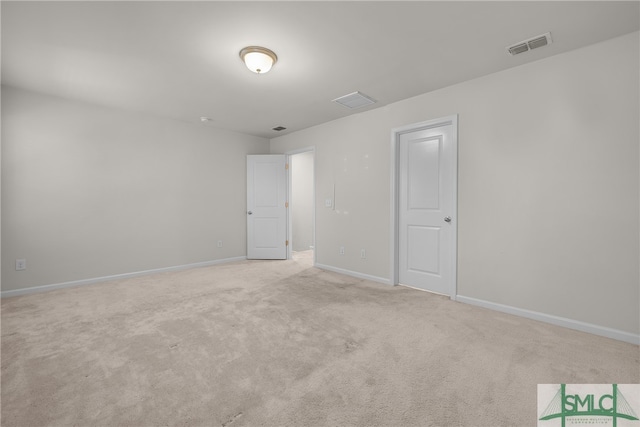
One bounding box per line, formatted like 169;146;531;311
247;155;287;260
391;116;457;297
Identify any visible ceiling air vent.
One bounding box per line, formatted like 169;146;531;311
508;43;529;56
507;32;553;56
332;91;376;109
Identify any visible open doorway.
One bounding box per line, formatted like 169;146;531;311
288;149;315;265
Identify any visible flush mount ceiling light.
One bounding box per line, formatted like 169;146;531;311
239;46;278;74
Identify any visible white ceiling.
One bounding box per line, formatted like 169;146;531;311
2;1;639;138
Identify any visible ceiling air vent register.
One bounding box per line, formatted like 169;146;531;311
332;91;376;109
507;32;553;56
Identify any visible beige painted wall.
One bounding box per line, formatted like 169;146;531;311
2;86;269;291
271;32;640;335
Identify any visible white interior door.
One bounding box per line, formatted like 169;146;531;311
398;120;456;295
247;155;287;260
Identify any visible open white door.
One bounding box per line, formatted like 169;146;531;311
247;155;287;260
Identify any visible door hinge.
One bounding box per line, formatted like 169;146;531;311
286;240;289;246
285;201;289;208
285;163;289;170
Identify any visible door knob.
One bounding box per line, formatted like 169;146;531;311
444;216;451;222
247;211;253;215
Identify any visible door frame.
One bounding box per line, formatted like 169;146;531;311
285;146;316;264
389;115;458;299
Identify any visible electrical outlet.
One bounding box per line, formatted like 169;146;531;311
217;240;223;248
339;246;345;255
325;199;332;208
361;249;366;259
15;259;26;271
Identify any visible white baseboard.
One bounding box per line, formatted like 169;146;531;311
1;256;247;298
456;295;639;345
314;263;391;286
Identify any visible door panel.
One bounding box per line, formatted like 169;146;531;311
253;163;280;207
408;137;441;210
254;218;279;248
398;122;455;295
247;155;287;260
407;226;440;274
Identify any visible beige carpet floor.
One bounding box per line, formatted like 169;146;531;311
1;256;638;426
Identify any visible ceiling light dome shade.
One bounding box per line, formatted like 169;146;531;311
239;46;277;74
